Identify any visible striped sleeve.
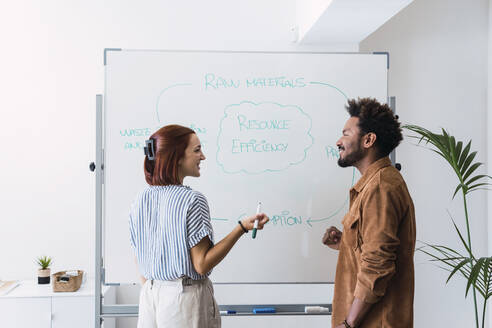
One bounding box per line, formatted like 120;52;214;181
186;191;214;249
128;200;138;251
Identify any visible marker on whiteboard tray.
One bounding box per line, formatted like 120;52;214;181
253;307;276;314
252;202;262;239
304;306;330;313
219;310;237;315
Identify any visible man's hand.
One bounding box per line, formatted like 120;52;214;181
322;226;342;250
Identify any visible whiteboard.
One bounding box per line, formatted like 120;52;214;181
104;50;387;283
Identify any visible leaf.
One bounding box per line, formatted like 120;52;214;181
405;125;450;158
465;174;491;187
452;184;464;199
451;219;473;257
429;149;449;162
423;241;463;257
465;258;492;298
447;258;471;283
421;244;462;263
470;257;491;297
467;183;492;194
460;151;477;177
404;125;462;173
454;141;463;162
448;134;457;164
418;245;471;280
483;257;492;300
458;141;472;168
466;258;484;297
462;162;483;183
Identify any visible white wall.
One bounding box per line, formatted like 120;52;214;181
360;0;489;327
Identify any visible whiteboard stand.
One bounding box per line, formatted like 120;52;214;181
387;96;401;170
93;94;103;327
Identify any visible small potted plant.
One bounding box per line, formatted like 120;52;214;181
36;256;52;284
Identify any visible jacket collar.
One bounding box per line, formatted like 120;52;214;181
351;157;392;193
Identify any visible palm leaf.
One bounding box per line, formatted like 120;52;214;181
468;183;492;191
420;241;463;257
404;125;492;201
458;141;471;168
429;148;448;162
453;184;465;199
405;125;448;153
465;175;491;187
419;244;471;281
466;258;489;297
449;138;459;167
483;257;492;300
462;162;482;183
454;141;463;162
451;219;473;258
447;258;472;283
468;188;492;194
460;151;477;177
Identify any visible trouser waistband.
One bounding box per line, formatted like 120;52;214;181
149;277;207;288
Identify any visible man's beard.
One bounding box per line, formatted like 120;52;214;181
337;140;365;168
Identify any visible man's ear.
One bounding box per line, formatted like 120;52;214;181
362;132;377;149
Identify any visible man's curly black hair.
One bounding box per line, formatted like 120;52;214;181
346;97;403;158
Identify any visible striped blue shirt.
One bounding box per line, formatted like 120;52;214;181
129;185;214;281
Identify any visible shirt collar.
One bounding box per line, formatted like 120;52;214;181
351;157;392;193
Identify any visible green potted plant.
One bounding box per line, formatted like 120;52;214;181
36;256;52;284
404;124;492;328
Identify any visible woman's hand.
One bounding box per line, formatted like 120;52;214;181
190;213;269;275
241;213;269;231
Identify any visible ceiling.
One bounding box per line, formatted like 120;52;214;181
298;0;414;44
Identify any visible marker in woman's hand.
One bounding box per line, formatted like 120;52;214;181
252;202;262;239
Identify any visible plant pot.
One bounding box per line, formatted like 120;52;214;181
38;268;51;284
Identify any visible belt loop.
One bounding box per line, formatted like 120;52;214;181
178;278;184;293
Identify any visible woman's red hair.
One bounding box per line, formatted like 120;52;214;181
144;124;195;185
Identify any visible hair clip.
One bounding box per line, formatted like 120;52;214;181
143;139;155;160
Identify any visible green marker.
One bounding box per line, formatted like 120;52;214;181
252;202;262;239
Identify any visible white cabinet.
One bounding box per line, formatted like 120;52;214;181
0;297;51;328
52;296;94;328
0;280;114;328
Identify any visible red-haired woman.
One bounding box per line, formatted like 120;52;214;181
129;124;269;328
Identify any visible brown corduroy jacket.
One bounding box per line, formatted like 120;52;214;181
332;157;416;328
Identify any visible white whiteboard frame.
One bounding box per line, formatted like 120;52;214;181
94;49;390;325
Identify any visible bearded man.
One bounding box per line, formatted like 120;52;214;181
323;98;416;328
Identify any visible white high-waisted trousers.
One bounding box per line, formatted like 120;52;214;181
137;277;221;328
